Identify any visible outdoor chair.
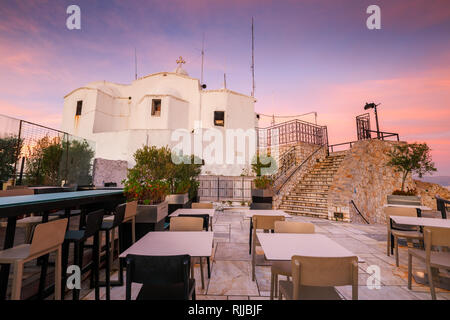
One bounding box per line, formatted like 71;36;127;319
248;203;275;255
179;214;211;278
97;203;126;300
408;227;450;300
61;209;104;300
170;216;207;288
251;215;285;281
191;202;214;209
385;206;424;267
125;254;195;300
270;221;315;299
0;218;68;300
0;188;59;243
279;255;358;300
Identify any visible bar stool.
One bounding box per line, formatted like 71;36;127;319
98;204;126;300
61;209;104;300
0;218;68;300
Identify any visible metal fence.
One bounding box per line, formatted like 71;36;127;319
198;175;253;202
257;119;328;149
0;114;95;187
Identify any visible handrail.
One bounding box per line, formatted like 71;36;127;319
350;200;370;224
364;130;399;141
274;144;326;195
328;141;358;153
436;195;449;219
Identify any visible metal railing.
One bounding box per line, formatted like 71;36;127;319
257;119;328;149
436;195;449;219
350;200;369;224
329;129;400;153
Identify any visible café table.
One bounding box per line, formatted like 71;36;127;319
0;189;125;300
245;209;292;254
256;233;363;262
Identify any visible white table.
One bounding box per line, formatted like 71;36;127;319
169;208;215;217
119;231;213;258
390;215;450;229
257;233;364;262
245;209;291;218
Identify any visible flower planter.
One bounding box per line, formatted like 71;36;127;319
387;195;421;207
134;201;168;241
166;193;189;205
251;188;273;204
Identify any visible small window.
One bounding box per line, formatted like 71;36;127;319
76;101;83;116
214;111;224;127
151;99;161;117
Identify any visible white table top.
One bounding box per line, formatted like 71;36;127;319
119;231;213;258
245;209;291;218
257;233;363;262
390;215;450;228
384;204;432;211
169;208;215;217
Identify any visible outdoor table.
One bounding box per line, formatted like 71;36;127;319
256;233;363;262
390;215;450;229
0;189;125;300
245;209;292;254
119;231;213;258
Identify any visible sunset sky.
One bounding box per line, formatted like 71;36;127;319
0;0;449;174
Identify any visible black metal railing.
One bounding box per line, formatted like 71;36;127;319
257;119;328;148
328;129;400;154
350;200;369;224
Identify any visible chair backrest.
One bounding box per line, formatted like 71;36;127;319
291;255;358;300
274;221;315;234
191;202;213;209
124;200;138;220
424;227;450;248
178;214;209;230
253;215;285;230
250;203;272;210
29;218;68;256
170;216;204;231
384;206;417;221
125;254;191;300
0;189;34;197
111;203;126;227
84;209;105;238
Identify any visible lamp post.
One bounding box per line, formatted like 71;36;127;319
364;102;381;139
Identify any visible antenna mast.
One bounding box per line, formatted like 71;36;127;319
201;33;205;85
251;17;255;97
134;47;137;80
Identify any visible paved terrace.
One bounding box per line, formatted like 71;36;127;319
80;209;449;300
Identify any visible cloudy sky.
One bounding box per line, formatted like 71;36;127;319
0;0;449;174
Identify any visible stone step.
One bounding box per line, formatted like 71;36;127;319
279;204;328;213
282;209;329;219
285;195;327;202
282;200;327;208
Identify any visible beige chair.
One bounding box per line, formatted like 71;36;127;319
251;215;285;281
0;188;58;243
279;255;358;300
270;221;315;299
408;227;450;300
385;206;423;266
170;216;206;289
0;218;68;300
191;202;214;231
192;203;214;209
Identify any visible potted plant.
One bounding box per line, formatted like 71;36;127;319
123;146;171;238
387;142;436;206
251;154;276;202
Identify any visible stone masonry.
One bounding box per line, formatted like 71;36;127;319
92;158;128;187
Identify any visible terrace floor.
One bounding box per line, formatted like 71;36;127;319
78;209;449;300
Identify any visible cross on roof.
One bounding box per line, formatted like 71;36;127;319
176;56;186;66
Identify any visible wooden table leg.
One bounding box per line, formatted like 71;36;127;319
0;216;17;300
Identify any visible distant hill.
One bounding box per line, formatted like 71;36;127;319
415;176;450;187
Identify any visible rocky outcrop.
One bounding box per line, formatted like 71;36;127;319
414;179;450;210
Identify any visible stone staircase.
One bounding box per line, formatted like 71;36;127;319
279;152;347;218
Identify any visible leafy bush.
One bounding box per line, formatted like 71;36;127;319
0;136;22;183
251;153;277;177
253;175;274;189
